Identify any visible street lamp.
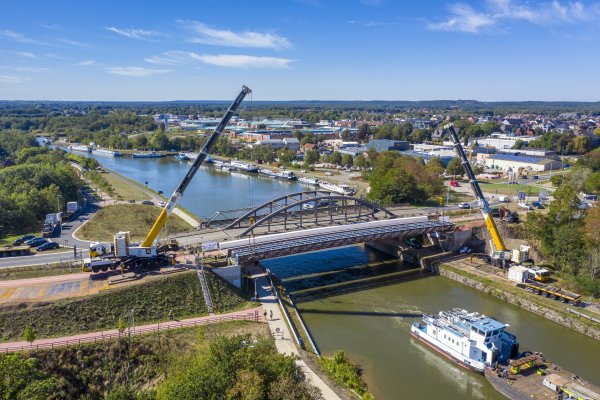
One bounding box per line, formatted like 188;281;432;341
130;308;135;334
57;194;62;213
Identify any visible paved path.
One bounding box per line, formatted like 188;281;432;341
0;307;263;353
256;275;341;400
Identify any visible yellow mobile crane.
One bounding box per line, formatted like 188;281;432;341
445;124;543;277
84;85;252;273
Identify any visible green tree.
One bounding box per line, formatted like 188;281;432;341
512;139;526;150
573;135;591;154
303;149;319;166
330;151;342;165
353;154;368;170
341;154;353;167
357;123;371;143
446;158;463;177
585;171;600;194
0;354;55;400
425;156;445;175
548;183;581;225
22;325;36;344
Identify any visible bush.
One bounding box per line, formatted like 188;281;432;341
319;350;372;399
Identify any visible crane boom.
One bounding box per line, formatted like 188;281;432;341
444;123;507;252
141;85;252;247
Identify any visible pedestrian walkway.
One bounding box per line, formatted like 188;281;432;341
256;276;341;400
0;307;262;353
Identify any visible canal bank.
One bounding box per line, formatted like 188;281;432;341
261;245;600;400
438;259;600;340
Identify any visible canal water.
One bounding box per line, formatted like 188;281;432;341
261;246;600;400
71;150;305;217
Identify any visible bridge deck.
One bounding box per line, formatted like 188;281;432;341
228;220;454;262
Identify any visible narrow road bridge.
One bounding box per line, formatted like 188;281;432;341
219;216;454;264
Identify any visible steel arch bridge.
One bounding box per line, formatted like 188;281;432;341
225;190;397;237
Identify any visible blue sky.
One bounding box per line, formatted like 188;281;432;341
1;0;599;101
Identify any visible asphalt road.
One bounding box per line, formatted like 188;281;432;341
0;189;97;269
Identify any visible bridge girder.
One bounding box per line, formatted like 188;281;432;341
231;221;454;264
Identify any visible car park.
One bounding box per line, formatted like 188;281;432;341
36;241;59;251
13;235;36;245
458;202;471;209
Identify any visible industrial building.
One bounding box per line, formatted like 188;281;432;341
479;153;562;172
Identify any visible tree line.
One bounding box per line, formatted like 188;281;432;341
0;140;82;236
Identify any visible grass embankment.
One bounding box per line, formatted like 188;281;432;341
440;263;600;329
85;170;116;198
319;350;373;400
77;203;192;242
480;182;543;196
102;172;150;202
0;271;253;341
0;264;80;281
2;321;272;400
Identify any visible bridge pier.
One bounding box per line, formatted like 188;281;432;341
365;240;419;266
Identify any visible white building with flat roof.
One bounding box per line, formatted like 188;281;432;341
476;133;540;150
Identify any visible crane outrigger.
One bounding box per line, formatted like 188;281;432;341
84;85;252;273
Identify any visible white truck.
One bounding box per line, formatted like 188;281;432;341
67;201;79;213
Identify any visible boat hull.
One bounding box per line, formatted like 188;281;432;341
410;330;485;374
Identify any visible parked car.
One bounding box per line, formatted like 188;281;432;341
458;202;471;209
157;201;166;207
450;181;461;187
141;200;154;205
533;175;539;180
36;241;59;251
13;235;36;245
324;171;333;176
584;194;597;201
518;203;532;210
26;238;48;247
531;201;544;209
404;237;422;249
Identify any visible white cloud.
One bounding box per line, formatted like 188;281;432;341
428;0;600;33
427;4;496;32
14;67;49;72
196;54;293;68
145;51;294;69
105;27;163;40
58;38;89;47
78;60;96;66
0;30;44;44
181;21;291;49
105;67;172;77
0;75;31;84
16;51;38;59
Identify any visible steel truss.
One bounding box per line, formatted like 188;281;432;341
225;190;396;237
229;220;455;263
